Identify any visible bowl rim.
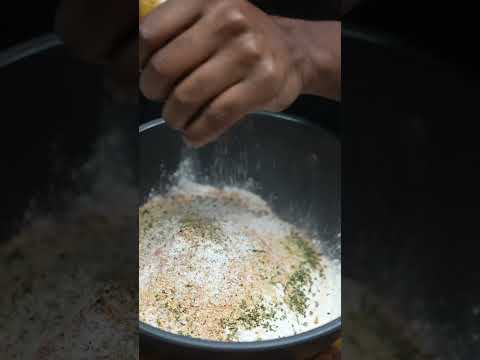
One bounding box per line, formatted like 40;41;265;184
139;111;341;351
1;33;342;351
139;110;339;138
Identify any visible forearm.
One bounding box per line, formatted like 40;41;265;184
273;17;341;101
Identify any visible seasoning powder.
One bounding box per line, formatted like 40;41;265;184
139;179;340;342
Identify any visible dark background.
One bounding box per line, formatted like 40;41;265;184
0;0;460;46
1;0;476;64
1;1;479;358
1;0;60;49
2;0;477;283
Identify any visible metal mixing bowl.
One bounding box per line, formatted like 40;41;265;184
139;112;341;359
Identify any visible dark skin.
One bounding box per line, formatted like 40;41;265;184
56;3;342;355
56;0;341;147
140;0;340;147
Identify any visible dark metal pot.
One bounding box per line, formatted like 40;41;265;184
139;113;341;359
342;25;480;359
2;22;479;360
0;34;137;241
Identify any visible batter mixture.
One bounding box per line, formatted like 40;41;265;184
139;178;341;342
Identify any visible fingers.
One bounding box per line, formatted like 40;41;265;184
139;2;252;101
139;0;204;67
161;37;258;130
182;79;268;147
140;16;215;101
137;0;303;147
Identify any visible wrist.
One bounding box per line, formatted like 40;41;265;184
273;17;341;101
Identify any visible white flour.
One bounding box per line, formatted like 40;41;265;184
0;131;138;359
139;178;341;342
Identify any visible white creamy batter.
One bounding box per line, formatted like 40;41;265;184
139;178;341;342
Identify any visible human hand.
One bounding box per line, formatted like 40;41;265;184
140;0;340;147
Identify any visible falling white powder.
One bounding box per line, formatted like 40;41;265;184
139;179;341;342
